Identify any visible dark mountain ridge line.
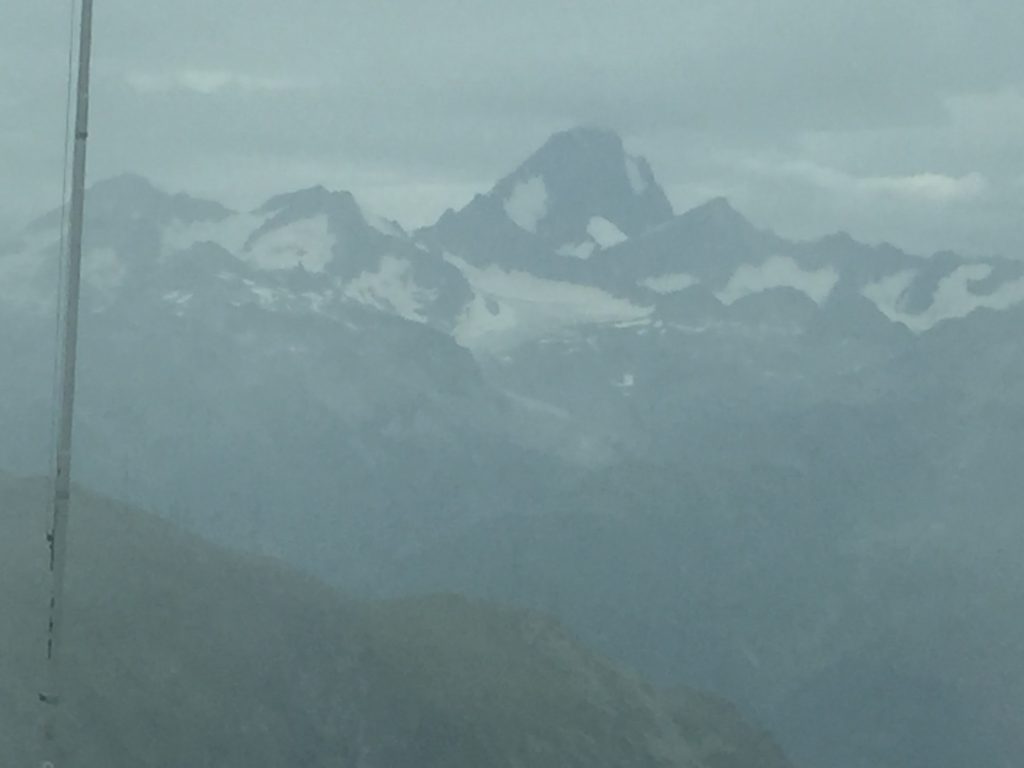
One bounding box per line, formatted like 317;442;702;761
10;132;1015;355
0;472;794;768
22;167;1011;343
19;126;1012;276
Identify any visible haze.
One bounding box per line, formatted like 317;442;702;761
3;3;1024;767
3;0;1024;257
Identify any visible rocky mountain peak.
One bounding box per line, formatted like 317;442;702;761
92;174;233;225
491;126;674;246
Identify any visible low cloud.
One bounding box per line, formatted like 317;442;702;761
747;158;987;205
861;172;987;203
125;69;308;96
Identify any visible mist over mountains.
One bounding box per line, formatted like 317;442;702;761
2;126;1023;766
1;475;793;768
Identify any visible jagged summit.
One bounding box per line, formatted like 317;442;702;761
676;196;755;233
257;185;359;217
92;173;233;223
427;127;674;271
245;185;373;272
492;126;674;242
507;126;645;189
92;172;163;200
253;185;407;242
30;173;233;231
584;194;777;289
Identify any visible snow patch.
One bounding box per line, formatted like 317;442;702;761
556;218;627;258
365;213;404;238
344;256;437;322
625;155;648;195
452;293;520;349
862;270;918;316
447;254;652;351
244;214;334;272
868;264;1024;332
587;217;628;249
162;290;193;315
557;241;597;260
503;177;549;233
162;290;193;306
640;273;700;294
248;284;279;307
163;212;268;257
717;256;838;306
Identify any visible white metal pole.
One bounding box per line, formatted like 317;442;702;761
40;1;94;765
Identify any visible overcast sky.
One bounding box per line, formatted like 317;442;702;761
3;0;1023;257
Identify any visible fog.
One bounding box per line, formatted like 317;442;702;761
5;1;1024;255
2;2;1023;767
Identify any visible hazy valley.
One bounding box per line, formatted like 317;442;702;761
3;127;1023;766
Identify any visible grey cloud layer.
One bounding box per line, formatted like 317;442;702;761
2;0;1022;255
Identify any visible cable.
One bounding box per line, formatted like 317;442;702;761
49;0;79;483
40;5;83;765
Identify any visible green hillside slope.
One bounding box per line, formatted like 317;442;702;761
0;474;792;767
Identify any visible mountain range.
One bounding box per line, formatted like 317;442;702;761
2;126;1023;766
